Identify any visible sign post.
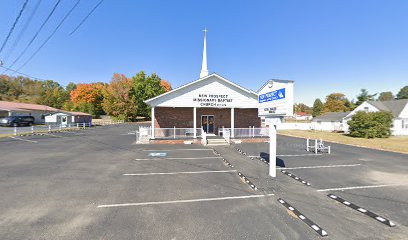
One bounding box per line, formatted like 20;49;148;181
258;79;294;178
269;124;277;177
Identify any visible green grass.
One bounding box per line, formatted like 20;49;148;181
278;130;408;154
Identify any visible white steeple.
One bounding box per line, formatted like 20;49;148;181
199;28;209;78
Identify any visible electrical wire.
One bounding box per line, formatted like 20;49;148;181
69;0;104;35
2;0;62;74
0;65;45;81
16;0;82;71
0;0;30;55
3;0;42;63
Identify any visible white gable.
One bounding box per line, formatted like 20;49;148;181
146;74;258;108
345;102;380;120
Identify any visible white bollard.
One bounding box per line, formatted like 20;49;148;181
269;125;277;178
173;126;176;139
306;138;310;151
328;146;331;154
31;126;34;134
315;139;318;154
14;126;17;136
48;125;51;132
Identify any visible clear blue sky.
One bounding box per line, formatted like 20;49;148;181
1;0;407;105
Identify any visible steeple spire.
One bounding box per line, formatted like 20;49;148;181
200;28;209;78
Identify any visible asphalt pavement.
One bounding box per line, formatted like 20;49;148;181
0;124;407;239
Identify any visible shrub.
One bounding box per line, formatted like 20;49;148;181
347;111;393;138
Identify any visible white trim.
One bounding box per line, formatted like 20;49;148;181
144;73;257;105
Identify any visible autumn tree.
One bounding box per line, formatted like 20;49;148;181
377;91;394;101
322;93;350;113
132;71;167;119
293;103;312;114
312;98;323;117
70;82;106;117
160;80;172;92
102;73;138;121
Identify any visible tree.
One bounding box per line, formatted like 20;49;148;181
377;91;394;101
70;83;106;117
322;93;350;113
312;98;323;117
132;71;167;119
102;73;138;121
37;80;70;109
160;80;172;92
294;103;312;114
396;85;408;99
356;89;377;106
348;111;393;138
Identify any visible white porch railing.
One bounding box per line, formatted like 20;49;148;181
201;128;207;145
222;129;231;143
222;127;269;138
153;128;202;139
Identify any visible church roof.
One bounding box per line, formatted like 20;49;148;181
145;73;257;104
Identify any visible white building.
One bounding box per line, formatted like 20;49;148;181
343;99;408;136
311;112;350;131
45;112;92;126
311;99;408;135
0;101;59;124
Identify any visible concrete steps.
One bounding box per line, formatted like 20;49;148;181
207;138;229;146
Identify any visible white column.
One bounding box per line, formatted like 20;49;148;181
193;107;197;138
151;107;155;139
231;108;235;138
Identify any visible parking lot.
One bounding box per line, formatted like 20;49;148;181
0;124;407;239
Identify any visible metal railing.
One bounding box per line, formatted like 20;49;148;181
5;122;92;136
153;127;202;139
201;128;207;145
92;119;125;126
222;127;269;138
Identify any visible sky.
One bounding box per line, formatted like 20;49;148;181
0;0;407;105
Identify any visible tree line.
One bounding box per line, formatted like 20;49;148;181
293;85;408;117
0;71;172;121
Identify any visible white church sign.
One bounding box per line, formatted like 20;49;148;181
258;80;294;117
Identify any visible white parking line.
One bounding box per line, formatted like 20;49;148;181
9;136;38;143
277;154;323;157
143;149;212;151
278;164;362;170
247;154;323;157
317;184;408;192
135;157;223;161
123;170;236;176
97;193;274;208
43;133;63;138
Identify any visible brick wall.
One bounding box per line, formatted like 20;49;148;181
154;107;261;132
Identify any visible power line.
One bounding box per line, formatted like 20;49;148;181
69;0;104;35
0;65;46;81
17;0;82;71
2;0;62;74
3;0;42;63
0;0;30;55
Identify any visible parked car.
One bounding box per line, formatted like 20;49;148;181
0;116;35;127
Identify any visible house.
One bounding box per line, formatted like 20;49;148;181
293;112;313;121
311;111;350;131
0;101;59;124
343;99;408;136
45;112;92;126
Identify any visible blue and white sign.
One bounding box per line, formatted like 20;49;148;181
258;88;286;103
258;80;294;117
